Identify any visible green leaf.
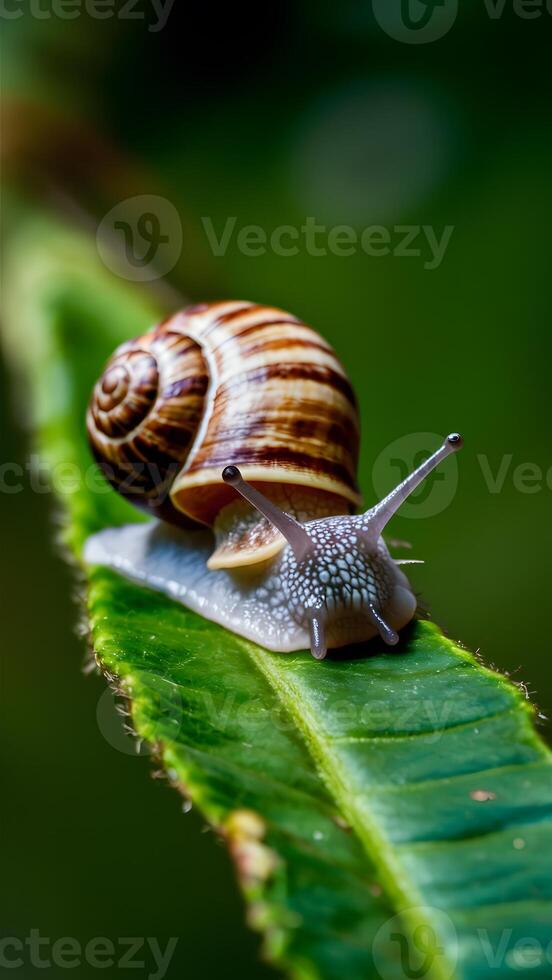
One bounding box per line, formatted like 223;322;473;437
4;217;552;980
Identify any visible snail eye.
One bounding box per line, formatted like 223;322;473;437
221;465;240;485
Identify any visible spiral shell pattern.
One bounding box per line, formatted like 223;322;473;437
87;325;208;524
88;301;361;529
90;350;159;439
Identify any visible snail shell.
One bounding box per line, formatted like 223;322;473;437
87;301;361;569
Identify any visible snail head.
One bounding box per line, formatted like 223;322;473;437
223;434;463;660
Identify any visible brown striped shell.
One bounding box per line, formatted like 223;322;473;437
87;301;361;568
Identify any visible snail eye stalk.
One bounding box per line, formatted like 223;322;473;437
222;465;313;562
363;433;463;542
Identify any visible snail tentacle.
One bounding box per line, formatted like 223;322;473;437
362;433;463;542
222;465;313;562
308;612;328;661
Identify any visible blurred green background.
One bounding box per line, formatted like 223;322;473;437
2;2;552;977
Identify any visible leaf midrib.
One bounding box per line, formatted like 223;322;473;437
243;640;456;980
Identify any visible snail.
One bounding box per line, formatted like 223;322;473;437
84;300;462;659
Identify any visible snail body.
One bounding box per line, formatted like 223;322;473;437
85;301;462;659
